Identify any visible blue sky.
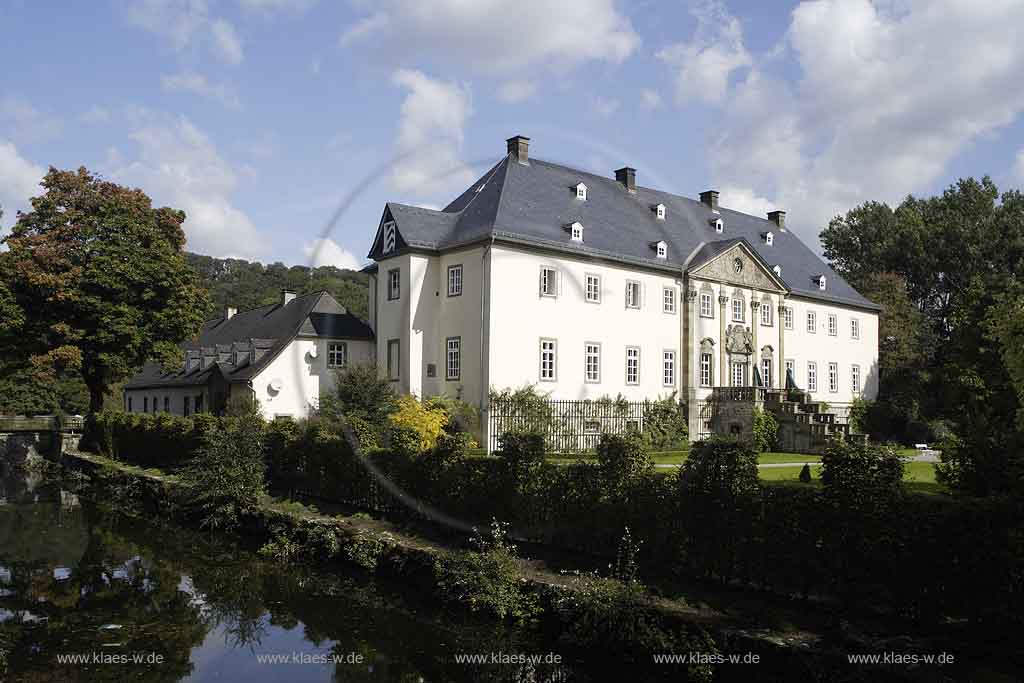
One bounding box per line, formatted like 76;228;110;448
2;0;1023;270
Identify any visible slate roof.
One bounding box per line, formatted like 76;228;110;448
370;154;878;311
125;291;373;390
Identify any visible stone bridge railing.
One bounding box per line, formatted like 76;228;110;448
0;414;84;464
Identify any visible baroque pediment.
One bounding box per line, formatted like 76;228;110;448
688;243;786;292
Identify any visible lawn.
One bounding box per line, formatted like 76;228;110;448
760;460;945;495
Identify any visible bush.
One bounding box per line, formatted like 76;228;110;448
324;363;396;424
179;413;266;532
426;395;481;445
751;408;778;452
342;414;379;453
640;393;688;450
434;520;540;623
679;437;760;500
798;463;812;483
496;430;546;494
595;432;652;497
388;394;448;452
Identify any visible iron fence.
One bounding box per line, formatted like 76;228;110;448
486;397;657;453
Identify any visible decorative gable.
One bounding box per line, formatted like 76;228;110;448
689;243;787;292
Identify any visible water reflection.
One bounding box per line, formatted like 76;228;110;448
0;469;584;682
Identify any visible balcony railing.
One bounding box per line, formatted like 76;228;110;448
711;386;770;402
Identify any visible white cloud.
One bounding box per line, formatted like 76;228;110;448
0;140;43;228
687;0;1024;248
0;96;63;143
161;72;242;109
391;69;474;197
1015;149;1024;184
303;237;361;270
495;80;537;104
640;89;662;110
656;0;751;107
122;0;244;64
210;19;244;64
107;113;266;259
339;0;638;74
719;185;776;218
591;95;621;118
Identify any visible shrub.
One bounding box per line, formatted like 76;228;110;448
496;430;546;494
179;413;266;532
426;395;481;445
324;363;396;424
384;423;423;459
679;437;760;500
342;414;379;453
640;393;688;450
798;463;812;483
751;408;778;452
388;394;447;452
595;432;652;497
820;438;903;507
345;529;394;571
434;520;540;623
612;526;642;585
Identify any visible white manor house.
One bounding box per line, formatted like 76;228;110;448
126;135;878;449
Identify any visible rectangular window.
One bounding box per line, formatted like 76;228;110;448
540;338;557;381
807;362;818;392
807;311;817;333
732;361;746;387
732;299;744;322
785;359;795;385
387;268;400;301
583;420;601;434
829;362;838;392
328;342;348;368
585;343;601;383
143;396;149;413
152;396;157;412
585;274;601;303
828;314;838;336
663;350;675;387
183;396;190;416
194;394;203;413
851;318;860;339
540;267;557;297
626;281;641;309
625;347;640;384
662;287;676;314
163;396;169;412
446;337;461;381
447;264;463;297
784;306;794;330
700;353;712;387
761;358;773;388
387;339;400;381
761;303;773;326
699;292;713;318
852;364;861;393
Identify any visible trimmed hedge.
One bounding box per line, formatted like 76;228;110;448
88;411;1024;626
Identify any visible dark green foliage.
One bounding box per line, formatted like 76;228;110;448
612;526;642;585
750;408;778;452
89;411;220;469
320;363;396;424
179;414;266;532
798;463;812;483
497;430;547;494
680;437;760;499
434;520;540;623
595;432;652;498
639;393;688;450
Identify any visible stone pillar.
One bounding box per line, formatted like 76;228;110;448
750;300;760;386
718;293;729;387
778;301;787;390
685;288;699;439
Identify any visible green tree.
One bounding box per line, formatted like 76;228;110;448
0;168;209;412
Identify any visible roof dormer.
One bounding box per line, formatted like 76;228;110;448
762;231;774;246
773;264;782;277
651;240;667;259
814;274;827;290
653;203;666;220
566;221;584;242
711;217;724;234
575;182;587;201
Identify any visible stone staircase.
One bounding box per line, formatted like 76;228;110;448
762;389;865;454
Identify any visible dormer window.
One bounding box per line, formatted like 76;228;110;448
651;240;667;259
773;264;782;277
815;274;827;290
654;203;666;220
575;183;587;201
711;217;724;233
763;231;774;246
382;221;397;254
567;221;584;242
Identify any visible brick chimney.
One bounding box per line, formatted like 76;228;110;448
700;190;719;212
767;210;786;231
615;167;636;193
506;135;530;164
281;289;296;306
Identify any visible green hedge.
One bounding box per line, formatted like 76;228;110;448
88;411;1024;626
